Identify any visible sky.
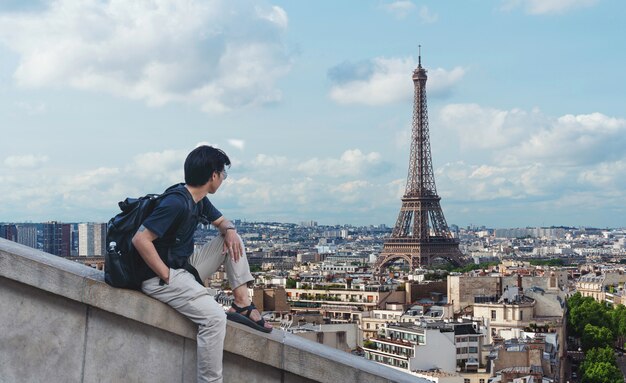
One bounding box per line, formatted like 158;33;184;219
0;0;625;228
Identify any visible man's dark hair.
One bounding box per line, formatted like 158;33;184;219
184;145;231;186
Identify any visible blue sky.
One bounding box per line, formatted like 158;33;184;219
0;0;625;228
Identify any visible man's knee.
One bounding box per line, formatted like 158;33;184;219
181;285;227;327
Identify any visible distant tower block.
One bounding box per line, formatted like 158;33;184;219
376;50;465;271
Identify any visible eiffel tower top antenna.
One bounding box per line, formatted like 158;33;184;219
418;44;421;67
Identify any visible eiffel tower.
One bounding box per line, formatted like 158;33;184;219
376;50;465;271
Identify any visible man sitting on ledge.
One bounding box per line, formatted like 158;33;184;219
132;145;272;383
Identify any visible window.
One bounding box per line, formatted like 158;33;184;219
464;379;471;383
469;347;478;353
491;310;496;320
316;332;324;343
520;310;524;320
337;331;346;345
480;379;485;383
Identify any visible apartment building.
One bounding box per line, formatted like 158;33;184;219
576;271;626;304
361;305;405;339
364;321;485;374
78;222;107;256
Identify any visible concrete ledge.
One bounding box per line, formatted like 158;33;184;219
0;238;424;383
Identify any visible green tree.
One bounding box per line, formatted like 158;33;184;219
581;346;616;374
286;278;297;288
581;361;622;383
610;304;626;338
567;292;587;311
568;296;611;337
582;324;614;351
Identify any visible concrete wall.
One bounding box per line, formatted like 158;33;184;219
410;329;456;373
492;348;550;376
0;238;426;383
294;323;360;352
407;281;446;303
447;275;501;313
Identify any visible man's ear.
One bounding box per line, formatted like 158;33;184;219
204;174;215;187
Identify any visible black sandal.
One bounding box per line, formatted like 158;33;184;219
226;302;272;333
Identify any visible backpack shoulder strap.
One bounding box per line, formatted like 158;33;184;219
158;185;195;235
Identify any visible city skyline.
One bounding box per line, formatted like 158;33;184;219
1;1;625;227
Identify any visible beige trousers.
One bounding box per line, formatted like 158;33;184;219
141;234;253;383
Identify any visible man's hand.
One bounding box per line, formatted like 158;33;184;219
223;229;242;262
132;227;170;283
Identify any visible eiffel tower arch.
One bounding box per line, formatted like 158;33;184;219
376;50;466;272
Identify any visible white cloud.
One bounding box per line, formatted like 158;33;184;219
332;180;371;203
382;1;416;19
0;0;292;113
436;161;569;201
329;57;465;105
58;167;122;210
256;5;288;28
296;149;386;177
381;2;437;23
333;180;370;193
251;154;288;169
227;139;246;150
439;105;626;166
501;0;598;14
4;154;49;168
578;160;626;188
114;149;185;194
2;117;624;225
418;6;439;23
433;107;626;214
0;146;199;221
204;149;399;220
0;146;400;223
439;104;545;150
130;150;185;178
502;113;626;166
469;165;507;180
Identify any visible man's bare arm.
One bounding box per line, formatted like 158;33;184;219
132;227;170;283
213;216;242;262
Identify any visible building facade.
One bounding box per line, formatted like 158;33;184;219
364;321;484;374
78;222;107;256
43;221;71;257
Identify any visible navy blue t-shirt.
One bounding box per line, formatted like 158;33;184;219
138;184;222;281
